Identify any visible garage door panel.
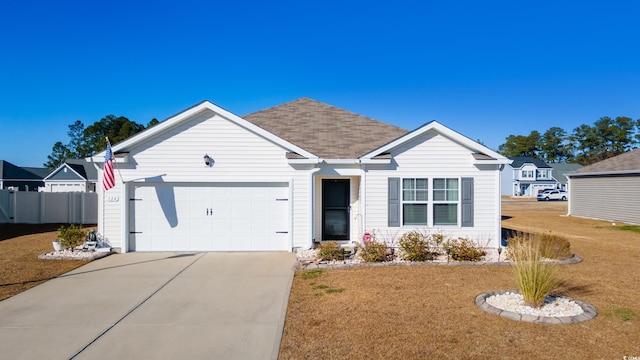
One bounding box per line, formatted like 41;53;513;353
130;183;289;251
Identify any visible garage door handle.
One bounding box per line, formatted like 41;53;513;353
276;231;288;234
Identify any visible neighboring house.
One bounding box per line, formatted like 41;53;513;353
0;160;47;191
567;149;640;225
500;157;557;197
43;159;98;192
90;98;510;253
550;163;582;191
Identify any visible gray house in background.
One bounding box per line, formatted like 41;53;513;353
500;157;557;197
567;149;640;225
550;163;582;191
43;159;98;192
0;160;48;191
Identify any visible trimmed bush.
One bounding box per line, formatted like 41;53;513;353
357;240;389;262
511;238;560;308
316;241;343;261
398;231;441;261
444;237;485;262
57;224;86;249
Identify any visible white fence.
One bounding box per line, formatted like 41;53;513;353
0;190;98;224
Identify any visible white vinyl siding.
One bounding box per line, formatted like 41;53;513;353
99;110;311;252
364;130;502;248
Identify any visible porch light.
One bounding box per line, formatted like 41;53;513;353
203;154;213;167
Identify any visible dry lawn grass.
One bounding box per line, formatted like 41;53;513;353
280;201;640;359
0;224;92;301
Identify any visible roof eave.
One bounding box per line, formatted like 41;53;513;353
359;158;392;165
473;159;512;165
567;169;640;177
287;158;321;165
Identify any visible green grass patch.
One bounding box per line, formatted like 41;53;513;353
604;307;637;322
313;284;329;290
614;225;640;234
301;269;323;280
325;288;345;294
596;224;640;234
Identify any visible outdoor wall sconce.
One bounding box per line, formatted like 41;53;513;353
203;154;214;167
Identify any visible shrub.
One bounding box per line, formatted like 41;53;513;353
537;232;571;260
398;231;441;261
444;237;485;262
506;231;571;260
357;240;389;262
316;241;343;261
57;224;86;249
511;239;560;308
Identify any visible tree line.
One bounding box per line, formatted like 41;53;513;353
45;115;158;169
498;116;640;165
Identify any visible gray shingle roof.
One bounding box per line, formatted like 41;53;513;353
65;159;98;180
243;98;408;159
550;163;582;184
508;157;552;169
570;149;640;175
0;160;45;180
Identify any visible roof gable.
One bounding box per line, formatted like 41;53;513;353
91;100;316;161
44;159;98;181
243;98;408;159
361;121;510;164
45;164;86;181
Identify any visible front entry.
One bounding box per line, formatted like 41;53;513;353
322;179;350;240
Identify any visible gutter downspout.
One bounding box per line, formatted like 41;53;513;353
360;164;366;245
498;164;505;248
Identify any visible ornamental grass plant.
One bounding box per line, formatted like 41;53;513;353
510;238;561;308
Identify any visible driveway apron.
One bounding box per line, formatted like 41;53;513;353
0;252;296;360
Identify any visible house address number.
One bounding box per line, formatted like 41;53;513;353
107;196;120;202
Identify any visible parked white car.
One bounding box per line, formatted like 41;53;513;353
537;189;567;201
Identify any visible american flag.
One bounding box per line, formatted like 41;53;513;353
103;142;115;191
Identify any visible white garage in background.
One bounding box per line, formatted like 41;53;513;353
129;182;290;251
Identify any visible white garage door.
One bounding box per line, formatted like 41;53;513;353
129;183;290;251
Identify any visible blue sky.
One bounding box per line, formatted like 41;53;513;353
1;0;639;167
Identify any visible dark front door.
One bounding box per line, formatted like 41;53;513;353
322;179;350;240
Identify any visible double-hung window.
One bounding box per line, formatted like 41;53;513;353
433;178;459;225
521;170;534;179
402;178;428;225
536;170;548;179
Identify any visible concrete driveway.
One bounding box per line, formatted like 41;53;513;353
0;252;296;360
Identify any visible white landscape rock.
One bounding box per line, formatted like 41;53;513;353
486;291;584;317
39;249;113;261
